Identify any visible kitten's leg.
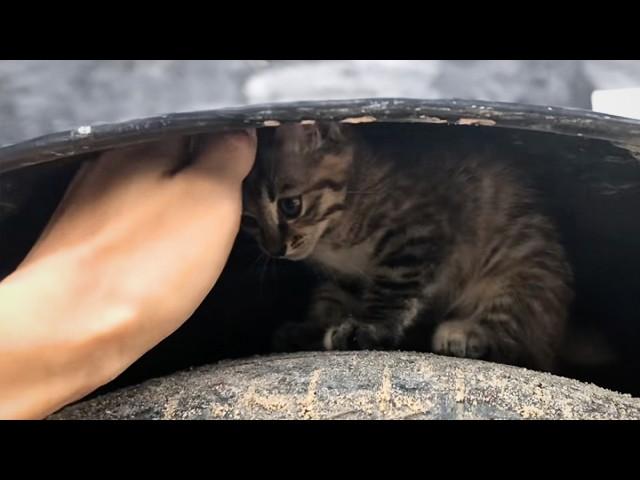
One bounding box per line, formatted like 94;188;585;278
328;229;446;351
327;268;433;350
327;289;422;350
431;317;492;360
432;280;569;371
272;282;356;352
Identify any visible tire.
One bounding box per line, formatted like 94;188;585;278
49;351;640;420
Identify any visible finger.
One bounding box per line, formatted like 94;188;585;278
187;129;257;182
96;136;190;178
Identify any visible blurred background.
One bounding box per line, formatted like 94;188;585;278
1;60;639;146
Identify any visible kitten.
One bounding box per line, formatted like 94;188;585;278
242;122;573;372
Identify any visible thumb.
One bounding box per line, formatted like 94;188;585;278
188;129;257;183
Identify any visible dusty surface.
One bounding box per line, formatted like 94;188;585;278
50;351;640;420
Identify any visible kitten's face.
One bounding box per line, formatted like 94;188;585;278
242;123;353;260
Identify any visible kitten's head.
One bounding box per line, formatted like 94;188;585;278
242;122;353;260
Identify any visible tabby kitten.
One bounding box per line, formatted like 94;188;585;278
242;122;573;372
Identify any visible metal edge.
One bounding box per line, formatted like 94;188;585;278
2;98;640;175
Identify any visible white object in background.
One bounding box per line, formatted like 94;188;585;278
244;60;442;104
591;87;640;120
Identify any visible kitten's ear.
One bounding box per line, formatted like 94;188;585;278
275;122;349;151
304;122;348;147
298;123;322;150
321;122;349;144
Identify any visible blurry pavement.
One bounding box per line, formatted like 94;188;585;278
0;60;639;146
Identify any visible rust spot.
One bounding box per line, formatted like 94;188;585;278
455;118;497;127
415;115;448;124
340;115;377;124
263;120;281;127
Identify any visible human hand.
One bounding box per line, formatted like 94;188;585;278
0;130;257;419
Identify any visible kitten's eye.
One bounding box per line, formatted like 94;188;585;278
278;196;303;219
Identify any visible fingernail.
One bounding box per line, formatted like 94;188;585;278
243;128;257;140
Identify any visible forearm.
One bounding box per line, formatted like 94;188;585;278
0;192;242;419
0;248;133;419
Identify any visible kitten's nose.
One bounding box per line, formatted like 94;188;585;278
259;230;287;258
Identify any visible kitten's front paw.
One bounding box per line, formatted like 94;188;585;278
432;320;489;359
325;320;396;351
325;321;367;350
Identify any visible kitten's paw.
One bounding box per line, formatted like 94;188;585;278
325;320;396;351
432;320;489;359
272;322;325;352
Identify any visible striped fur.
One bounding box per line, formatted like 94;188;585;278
242;123;573;372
